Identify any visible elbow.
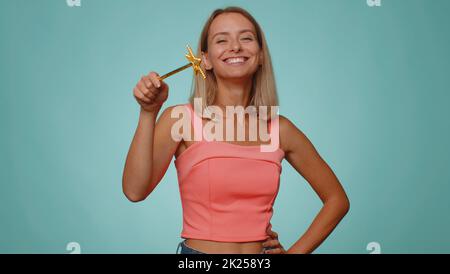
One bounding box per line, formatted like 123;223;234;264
342;196;350;215
122;181;148;203
326;194;350;216
338;194;350;216
124;191;147;203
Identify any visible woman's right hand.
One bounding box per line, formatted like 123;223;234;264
133;72;169;113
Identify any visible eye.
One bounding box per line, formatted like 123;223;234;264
216;39;227;44
241;37;253;41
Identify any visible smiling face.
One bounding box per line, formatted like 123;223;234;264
202;12;262;81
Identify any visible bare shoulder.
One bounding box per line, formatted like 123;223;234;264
157;104;189;126
156;104;192;143
278;114;309;155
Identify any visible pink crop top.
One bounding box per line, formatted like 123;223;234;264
174;103;285;242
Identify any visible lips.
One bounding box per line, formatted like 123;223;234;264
222;56;249;65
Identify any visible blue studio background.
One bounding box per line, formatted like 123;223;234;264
1;0;449;253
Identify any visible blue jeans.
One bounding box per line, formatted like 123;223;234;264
176;240;206;254
175;240;272;254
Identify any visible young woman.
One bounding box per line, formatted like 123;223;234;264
122;7;350;254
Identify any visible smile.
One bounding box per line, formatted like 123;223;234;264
222;56;249;65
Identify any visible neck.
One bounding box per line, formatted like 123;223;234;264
214;77;253;109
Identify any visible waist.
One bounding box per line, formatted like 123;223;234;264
185;239;265;254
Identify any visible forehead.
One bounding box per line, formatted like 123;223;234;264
209;12;256;35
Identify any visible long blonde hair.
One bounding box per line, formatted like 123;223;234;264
188;7;279;121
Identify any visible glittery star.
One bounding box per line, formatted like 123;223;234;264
185;45;206;79
158;44;207;80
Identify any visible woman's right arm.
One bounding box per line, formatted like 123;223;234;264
122;72;181;202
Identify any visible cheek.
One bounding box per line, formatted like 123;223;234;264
250;46;262;59
243;43;261;61
207;50;224;66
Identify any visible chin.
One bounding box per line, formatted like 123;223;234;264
217;68;258;80
219;74;253;82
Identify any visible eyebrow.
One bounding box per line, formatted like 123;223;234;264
211;29;255;40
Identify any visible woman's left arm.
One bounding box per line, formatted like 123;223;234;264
279;115;350;254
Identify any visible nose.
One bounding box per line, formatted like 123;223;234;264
230;38;241;52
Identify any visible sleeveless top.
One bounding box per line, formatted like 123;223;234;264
174;103;285;242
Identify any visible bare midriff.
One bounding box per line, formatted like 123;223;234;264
185;239;265;254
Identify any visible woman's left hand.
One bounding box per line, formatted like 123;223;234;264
262;227;287;254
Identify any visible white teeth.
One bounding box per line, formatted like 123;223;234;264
225;57;246;64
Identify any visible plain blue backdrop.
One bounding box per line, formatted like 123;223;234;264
1;0;449;253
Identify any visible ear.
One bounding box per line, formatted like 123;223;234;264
202;51;213;70
258;51;264;66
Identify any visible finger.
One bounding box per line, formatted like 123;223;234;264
261;240;271;247
141;75;152;89
265;248;283;254
136;82;154;99
134;88;151;103
134;87;151;103
148;72;161;89
268;230;278;239
135;97;150;106
262;239;280;248
159;80;168;92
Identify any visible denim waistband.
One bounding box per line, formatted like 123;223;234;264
176;240;272;254
176;240;206;254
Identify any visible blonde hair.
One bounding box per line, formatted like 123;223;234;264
188;6;279;121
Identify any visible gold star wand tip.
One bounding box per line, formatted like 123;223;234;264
158;45;207;80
